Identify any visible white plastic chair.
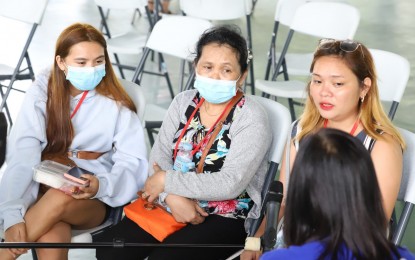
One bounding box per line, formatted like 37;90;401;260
369;49;410;120
179;0;256;95
0;0;49;126
132;15;212;98
266;0;351;80
264;0;350;81
255;1;360;121
263;0;309;81
118;78;146;123
94;0;149;79
226;95;291;259
247;96;292;234
131;15;212;146
392;128;415;245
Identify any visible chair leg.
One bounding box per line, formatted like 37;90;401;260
249;61;255;95
391;208;398;239
31;248;39;260
146;127;155;147
288;98;296;122
179;59;186;92
25;53;36;81
157;54;175;99
392;202;414;245
131;8;142;25
246;14;255;95
0;85;14;127
113;53;126;79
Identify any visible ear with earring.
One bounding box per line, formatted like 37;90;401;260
246;48;253;65
360;95;365;103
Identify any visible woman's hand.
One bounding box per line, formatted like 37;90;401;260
166;194;208;225
4;222;28;258
240;250;261;260
143;163;167;202
71;174;99;199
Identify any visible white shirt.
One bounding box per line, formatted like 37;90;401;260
0;69;148;232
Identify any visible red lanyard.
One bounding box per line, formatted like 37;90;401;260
173;98;234;160
323;118;360;136
70;91;89;119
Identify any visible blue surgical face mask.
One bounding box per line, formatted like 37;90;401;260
65;63;106;91
194;73;240;104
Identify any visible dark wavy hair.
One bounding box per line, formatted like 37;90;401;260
194;25;249;73
284;128;401;260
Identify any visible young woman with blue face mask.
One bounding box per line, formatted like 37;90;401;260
0;23;148;259
94;25;272;260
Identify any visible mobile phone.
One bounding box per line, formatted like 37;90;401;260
64;166;94;185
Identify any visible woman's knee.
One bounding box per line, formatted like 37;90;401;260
38;189;74;218
36;221;71;243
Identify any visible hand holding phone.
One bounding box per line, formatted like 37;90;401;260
64;166;94;186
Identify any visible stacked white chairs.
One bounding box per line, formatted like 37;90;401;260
94;0;149;79
263;0;310;82
265;0;351;82
0;0;49;126
255;1;360;121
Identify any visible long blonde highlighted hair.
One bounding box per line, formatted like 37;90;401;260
297;40;405;149
42;23;137;157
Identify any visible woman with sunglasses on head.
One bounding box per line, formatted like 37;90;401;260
0;23;148;259
94;25;271;260
261;128;414;260
241;39;405;259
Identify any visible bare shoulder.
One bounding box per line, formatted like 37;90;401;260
371;132;402;163
373;132;402;152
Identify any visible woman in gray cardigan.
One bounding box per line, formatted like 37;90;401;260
95;25;271;260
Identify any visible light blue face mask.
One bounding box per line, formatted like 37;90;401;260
65;63;106;91
194;74;240;104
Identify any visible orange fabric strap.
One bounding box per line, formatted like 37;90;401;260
196;91;243;173
68;150;104;160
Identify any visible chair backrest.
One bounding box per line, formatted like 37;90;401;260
0;0;49;122
275;0;307;26
276;0;351;26
180;0;251;20
0;0;48;24
290;2;359;40
94;0;146;10
369;49;410;119
118;78;146;123
145;15;213;61
270;1;360;82
397;128;415;204
247;95;291;235
251;96;291;165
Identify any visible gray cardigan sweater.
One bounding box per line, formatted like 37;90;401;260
149;89;271;232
